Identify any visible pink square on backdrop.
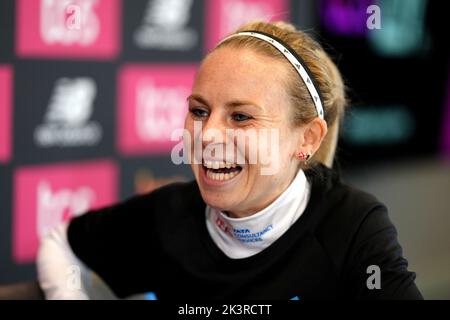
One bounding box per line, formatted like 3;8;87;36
13;160;118;263
205;0;289;52
117;64;197;156
0;65;13;163
16;0;121;60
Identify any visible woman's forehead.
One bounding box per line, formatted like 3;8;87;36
200;47;285;79
193;47;288;101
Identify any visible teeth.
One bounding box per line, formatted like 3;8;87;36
203;160;239;169
206;169;240;181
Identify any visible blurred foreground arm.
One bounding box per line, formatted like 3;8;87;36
37;223;90;300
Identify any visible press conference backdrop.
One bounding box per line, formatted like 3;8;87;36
0;0;449;299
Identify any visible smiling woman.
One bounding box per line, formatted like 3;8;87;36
36;21;423;300
186;26;330;218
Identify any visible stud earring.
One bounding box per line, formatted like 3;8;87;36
296;151;311;161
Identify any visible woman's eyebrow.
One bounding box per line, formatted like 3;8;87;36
226;100;262;110
187;94;262;110
187;94;209;105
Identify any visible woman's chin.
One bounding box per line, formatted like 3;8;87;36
203;196;235;212
191;162;248;213
198;185;242;211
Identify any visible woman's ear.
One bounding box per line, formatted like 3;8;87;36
299;118;328;155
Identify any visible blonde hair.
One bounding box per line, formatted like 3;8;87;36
215;21;347;168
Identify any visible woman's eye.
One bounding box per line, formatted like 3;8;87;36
190;108;209;118
232;113;252;122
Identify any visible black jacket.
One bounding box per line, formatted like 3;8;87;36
67;163;423;299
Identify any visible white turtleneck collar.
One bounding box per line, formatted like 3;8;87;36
205;169;311;259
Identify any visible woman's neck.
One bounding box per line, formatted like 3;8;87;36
205;168;311;259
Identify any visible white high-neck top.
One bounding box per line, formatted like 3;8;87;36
205;169;311;259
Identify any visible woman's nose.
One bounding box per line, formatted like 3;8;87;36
201;112;229;147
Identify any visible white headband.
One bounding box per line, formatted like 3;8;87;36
219;31;325;120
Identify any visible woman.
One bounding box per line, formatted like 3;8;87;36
37;21;423;300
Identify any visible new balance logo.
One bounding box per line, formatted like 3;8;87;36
134;0;197;50
34;77;102;147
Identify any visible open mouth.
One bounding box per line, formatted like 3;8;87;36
202;160;243;181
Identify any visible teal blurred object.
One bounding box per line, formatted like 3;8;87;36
342;105;415;146
369;0;429;57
